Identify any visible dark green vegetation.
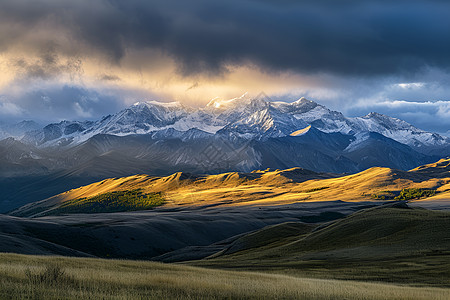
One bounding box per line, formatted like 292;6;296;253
394;188;436;201
370;188;436;200
191;205;450;287
370;190;397;200
54;189;165;214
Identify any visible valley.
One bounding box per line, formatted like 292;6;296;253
0;157;449;299
2;1;450;298
1;98;450;299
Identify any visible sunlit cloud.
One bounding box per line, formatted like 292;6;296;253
396;82;425;89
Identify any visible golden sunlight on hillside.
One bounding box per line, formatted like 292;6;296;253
13;159;449;217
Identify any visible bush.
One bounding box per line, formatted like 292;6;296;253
25;264;74;286
370;191;396;200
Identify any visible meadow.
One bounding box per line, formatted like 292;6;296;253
0;253;449;300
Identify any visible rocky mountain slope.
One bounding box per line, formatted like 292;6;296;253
18;94;450;153
0;95;446;178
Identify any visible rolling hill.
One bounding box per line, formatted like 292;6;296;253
0;159;449;292
10;158;450;217
186;204;450;286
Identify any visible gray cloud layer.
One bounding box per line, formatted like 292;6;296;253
2;0;450;77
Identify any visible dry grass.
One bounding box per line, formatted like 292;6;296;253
12;158;450;217
0;253;449;299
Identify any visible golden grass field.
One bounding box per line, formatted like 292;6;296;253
1;253;449;300
12;158;450;217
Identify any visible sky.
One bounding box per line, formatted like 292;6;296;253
0;0;450;135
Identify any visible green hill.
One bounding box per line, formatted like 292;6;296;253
192;205;450;286
13;189;165;216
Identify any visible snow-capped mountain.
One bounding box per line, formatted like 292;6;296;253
0;121;42;140
350;112;448;149
18;94;450;156
22;120;94;147
217;105;307;139
2;95;448;212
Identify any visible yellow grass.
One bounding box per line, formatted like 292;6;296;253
0;253;449;300
14;158;450;216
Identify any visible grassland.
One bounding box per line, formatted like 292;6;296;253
191;206;450;287
11;158;450;217
0;253;449;300
2;159;449;298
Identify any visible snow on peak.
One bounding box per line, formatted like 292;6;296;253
292;97;313;105
206;92;251;110
132;100;183;109
19;94;450;152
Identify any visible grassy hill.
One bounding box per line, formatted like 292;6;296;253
10;158;450;217
190;205;450;286
1;253;449;300
16;189;165;216
1;159;450;298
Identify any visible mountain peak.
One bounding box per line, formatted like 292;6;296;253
292;97;314;105
132;100;183;110
360;111;411;128
14;94;450;154
364;112;388;119
206;92;252;110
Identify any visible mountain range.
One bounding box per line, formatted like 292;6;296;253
14;94;448;151
2;94;449;173
0;94;449;212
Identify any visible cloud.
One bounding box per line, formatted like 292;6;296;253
1;0;450;77
0;0;449;136
338;73;450;135
353;100;450;135
100;74;121;82
73;101;93;118
11;45;83;81
0;101;24;117
0;84;126;123
186;82;199;91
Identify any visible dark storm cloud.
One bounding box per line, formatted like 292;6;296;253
2;0;450;77
1;0;450;135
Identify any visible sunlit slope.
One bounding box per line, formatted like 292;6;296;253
410;157;450;177
11;159;450;217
